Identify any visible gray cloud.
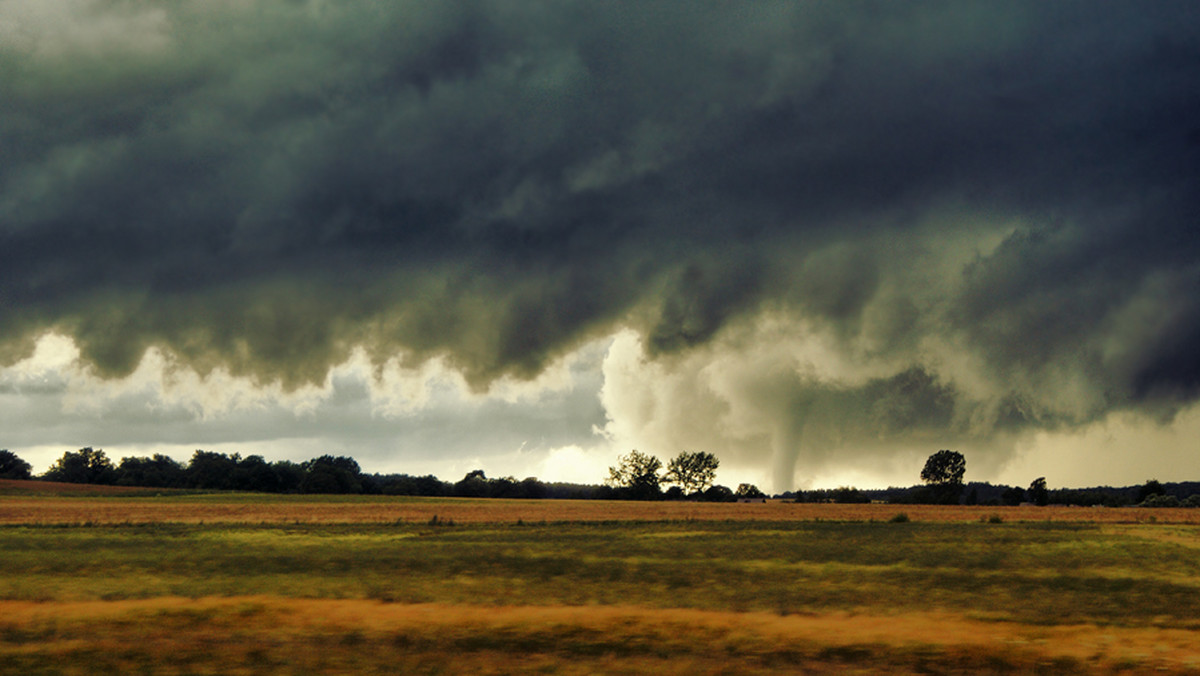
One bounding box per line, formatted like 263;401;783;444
2;1;1199;485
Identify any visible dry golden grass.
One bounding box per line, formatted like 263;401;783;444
2;492;1198;525
2;596;1198;674
3;490;1200;673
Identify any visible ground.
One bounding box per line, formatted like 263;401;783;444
1;482;1197;674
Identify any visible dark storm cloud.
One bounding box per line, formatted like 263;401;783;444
2;0;1199;441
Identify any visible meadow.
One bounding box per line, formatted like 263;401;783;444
1;488;1199;673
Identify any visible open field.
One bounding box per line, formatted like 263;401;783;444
2;490;1199;673
3;482;1200;526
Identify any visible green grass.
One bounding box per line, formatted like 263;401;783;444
2;520;1199;627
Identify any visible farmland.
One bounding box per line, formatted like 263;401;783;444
2;489;1199;673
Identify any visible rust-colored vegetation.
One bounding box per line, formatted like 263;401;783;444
3;596;1199;674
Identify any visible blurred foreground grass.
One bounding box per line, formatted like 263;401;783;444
2;515;1199;673
3;520;1199;626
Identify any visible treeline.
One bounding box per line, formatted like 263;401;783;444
786;450;1200;508
782;481;1200;507
4;446;1200;506
785;480;1200;508
0;447;736;500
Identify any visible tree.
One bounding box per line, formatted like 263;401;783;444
919;450;965;504
116;454;186;488
232;455;284;492
0;450;32;480
832;486;870;504
921;450;966;485
300;455;362;494
44;448;116;484
1028;477;1049;506
271;460;306;493
663;451;719;495
700;484;735;502
453;470;491;497
735;483;765;499
1000;485;1026;506
607;450;662;499
188;450;238;490
1136;479;1165;504
518;477;547;500
1141;493;1180;508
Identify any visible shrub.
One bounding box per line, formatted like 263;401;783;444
889;513;910;523
1140;494;1180;508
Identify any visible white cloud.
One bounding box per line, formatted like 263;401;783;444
536;445;612;486
0;333;610;480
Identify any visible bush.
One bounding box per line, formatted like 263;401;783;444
1182;494;1200;508
889;513;910;523
700;485;735;502
1140;494;1180;508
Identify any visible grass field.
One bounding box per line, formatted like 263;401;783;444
1;488;1199;673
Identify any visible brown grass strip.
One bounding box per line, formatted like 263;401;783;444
1;495;1198;525
2;597;1197;674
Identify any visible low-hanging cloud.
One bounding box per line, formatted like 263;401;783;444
2;1;1199;487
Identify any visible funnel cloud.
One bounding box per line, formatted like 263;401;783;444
2;1;1199;489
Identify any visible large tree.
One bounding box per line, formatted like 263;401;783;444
663;451;719;495
0;450;32;480
188;450;239;490
117;454;186;488
43;447;116;484
300;455;363;494
607;450;663;500
1028;477;1049;506
919;450;966;504
735;483;765;499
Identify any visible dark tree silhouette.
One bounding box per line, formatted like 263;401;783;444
0;450;32;480
663;451;719;495
1028;477;1049;506
453;470;491;497
300;455;362;494
607;450;662;499
921;450;966;485
231;455;286;493
117;454;186;488
1001;485;1026;506
271;460;306;492
1136;479;1165;504
44;448;116;484
701;484;736;502
735;483;765;499
188;450;238;490
919;450;966;504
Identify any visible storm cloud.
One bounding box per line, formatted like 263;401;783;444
2;1;1199;488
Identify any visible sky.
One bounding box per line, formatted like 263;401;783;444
2;1;1199;492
